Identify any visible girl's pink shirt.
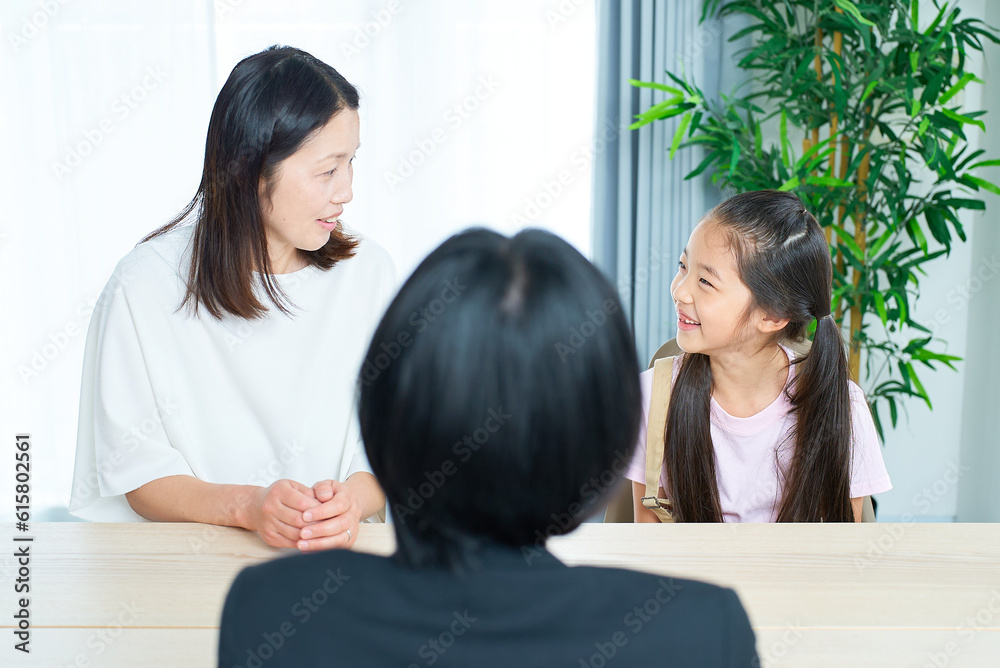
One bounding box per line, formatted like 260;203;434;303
624;344;892;523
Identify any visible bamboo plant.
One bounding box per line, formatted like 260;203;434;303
630;0;999;438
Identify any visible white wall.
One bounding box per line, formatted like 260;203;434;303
956;0;1000;522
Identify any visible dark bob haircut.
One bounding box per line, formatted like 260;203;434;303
358;228;642;569
145;45;360;319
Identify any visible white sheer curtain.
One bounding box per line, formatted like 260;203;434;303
0;0;596;518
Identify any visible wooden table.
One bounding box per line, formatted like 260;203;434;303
2;523;998;667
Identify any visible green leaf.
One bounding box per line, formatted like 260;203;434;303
906;362;932;409
911;0;918;29
804;175;852;187
868;228;893;260
736;5;783;32
918;117;931;136
910;51;919;73
908;218;929;253
669;112;693;160
634;97;685;118
903;338;933;355
630;103;695;129
793;137;835;173
777;176;800;192
964;175;1000;196
910;349;962;371
832;225;864;260
968;159;1000;170
925;2;948;35
898;360;912;389
754;123;763;159
700;0;724;23
834;0;876;27
939;72;979;105
665;71;689;90
938;198;985;211
628;79;685;96
946;213;967;242
921;67;951;106
899;249;948;272
685;150;722;180
924;208;950;245
780;109;790;166
942;108;986;132
860;81;879;104
689;111;702;137
873;291;888;326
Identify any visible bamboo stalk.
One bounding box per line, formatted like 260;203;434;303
826;110;838;248
829;29;842;180
813;27;823;149
832;21;846;317
849;139;871;383
835;135;850;321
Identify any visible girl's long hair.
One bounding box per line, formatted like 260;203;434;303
665;190;853;523
143;45;360;320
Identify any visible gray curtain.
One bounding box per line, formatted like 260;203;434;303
592;0;747;367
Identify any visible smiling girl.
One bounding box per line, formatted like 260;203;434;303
627;190;891;523
70;46;396;549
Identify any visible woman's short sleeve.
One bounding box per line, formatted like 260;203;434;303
69;260;194;521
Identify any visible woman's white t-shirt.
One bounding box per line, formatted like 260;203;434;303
69;223;397;521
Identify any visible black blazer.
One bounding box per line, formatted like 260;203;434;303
218;541;758;667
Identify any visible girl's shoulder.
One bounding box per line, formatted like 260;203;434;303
638;352;686;407
846;379;871;414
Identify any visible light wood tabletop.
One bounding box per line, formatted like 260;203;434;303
2;522;998;667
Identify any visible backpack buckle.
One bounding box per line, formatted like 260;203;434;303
640;496;661;509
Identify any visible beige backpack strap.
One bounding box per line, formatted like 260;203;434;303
643;356;676;523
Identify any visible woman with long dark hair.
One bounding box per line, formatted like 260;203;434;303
219;227;758;666
70;46;394;550
628;190;891;523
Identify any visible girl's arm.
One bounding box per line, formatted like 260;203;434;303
851;496;864;523
125;475;320;548
632;480;667;523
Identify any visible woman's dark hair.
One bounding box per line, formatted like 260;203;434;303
143;45;360;319
359;228;642;568
666;190;854;523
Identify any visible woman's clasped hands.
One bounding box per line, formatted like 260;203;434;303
248;479;361;551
